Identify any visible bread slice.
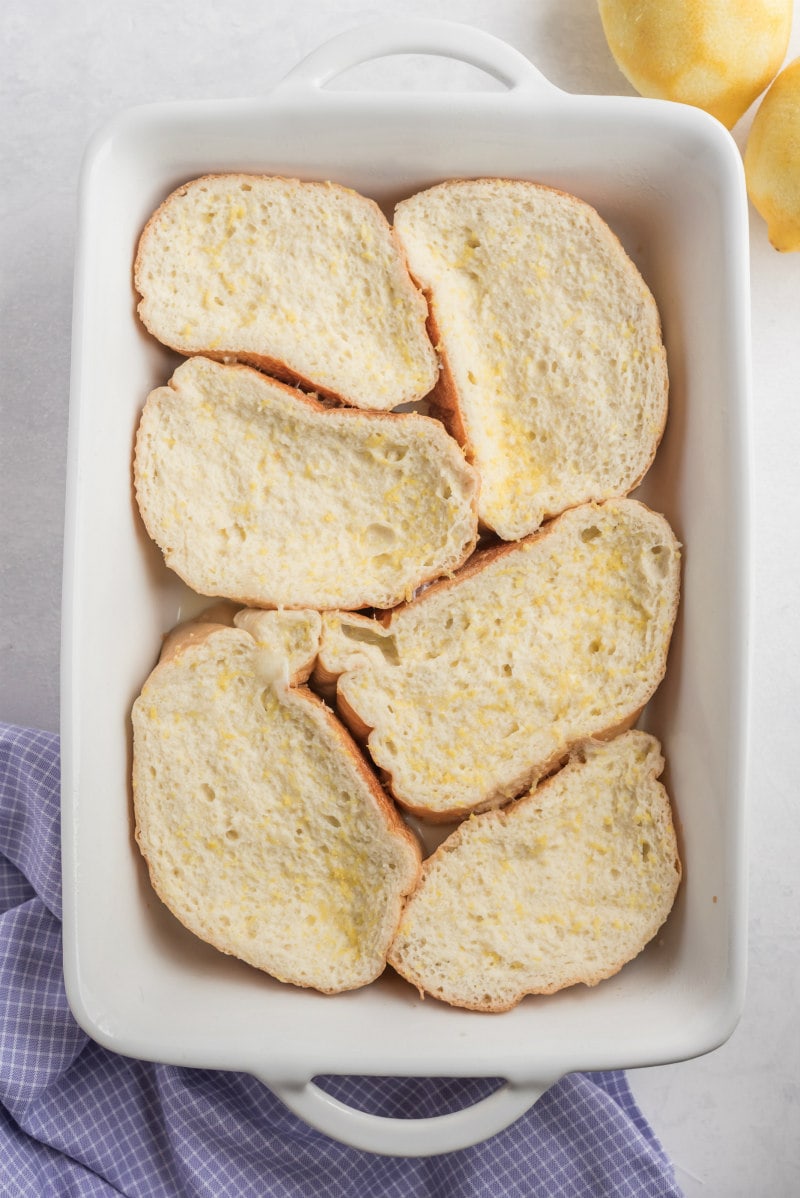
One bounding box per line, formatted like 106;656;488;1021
131;607;421;994
318;498;680;821
393;179;669;540
134;173;439;411
387;731;681;1011
133;355;479;611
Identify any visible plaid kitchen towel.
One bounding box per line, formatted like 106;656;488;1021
0;722;683;1196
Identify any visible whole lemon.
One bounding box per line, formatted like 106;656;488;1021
745;58;800;251
597;0;792;129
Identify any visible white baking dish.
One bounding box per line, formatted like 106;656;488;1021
61;19;751;1157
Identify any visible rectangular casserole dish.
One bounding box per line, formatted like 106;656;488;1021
61;19;751;1157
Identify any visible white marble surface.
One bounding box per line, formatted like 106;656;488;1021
2;1;799;1192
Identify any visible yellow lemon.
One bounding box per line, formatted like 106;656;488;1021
597;0;792;129
745;58;800;251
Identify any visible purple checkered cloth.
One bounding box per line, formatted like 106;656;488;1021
0;722;683;1195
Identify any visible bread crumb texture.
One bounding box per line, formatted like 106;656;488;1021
133;356;478;610
327;498;680;819
135;174;438;409
132;619;420;993
129;174;684;1010
394;179;668;539
387;730;681;1011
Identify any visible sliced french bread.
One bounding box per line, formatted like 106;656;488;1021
131;607;421;994
133;355;479;611
387;730;682;1011
393;179;669;540
134;173;439;410
318;498;680;821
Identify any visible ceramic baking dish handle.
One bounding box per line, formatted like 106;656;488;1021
263;1075;556;1157
273;17;560;97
